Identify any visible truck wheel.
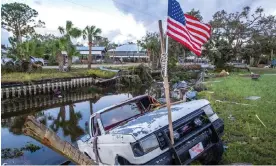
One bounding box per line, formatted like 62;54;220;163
115;156;130;165
199;141;224;165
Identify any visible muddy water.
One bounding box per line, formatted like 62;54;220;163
1;85;162;165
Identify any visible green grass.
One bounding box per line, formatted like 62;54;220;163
199;75;276;164
249;67;276;74
1;69;116;82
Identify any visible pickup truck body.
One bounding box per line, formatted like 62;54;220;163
77;95;224;165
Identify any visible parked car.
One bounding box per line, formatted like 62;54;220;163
96;59;104;63
77;95;224;165
1;57;14;66
30;56;45;66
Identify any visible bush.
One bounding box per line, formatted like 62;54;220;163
86;69;116;79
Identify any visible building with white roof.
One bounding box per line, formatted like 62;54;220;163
108;44;148;62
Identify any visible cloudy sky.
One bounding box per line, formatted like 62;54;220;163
1;0;276;46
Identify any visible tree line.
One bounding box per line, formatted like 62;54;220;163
139;7;276;68
1;2;117;71
2;2;276;71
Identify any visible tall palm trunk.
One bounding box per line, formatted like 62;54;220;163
57;52;64;71
88;43;92;69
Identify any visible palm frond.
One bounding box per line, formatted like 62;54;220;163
69;28;82;38
66;21;73;32
58;26;65;34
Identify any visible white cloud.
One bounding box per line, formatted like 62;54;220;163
1;0;147;44
2;0;275;46
113;0;276;30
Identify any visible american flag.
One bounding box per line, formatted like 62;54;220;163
167;0;211;56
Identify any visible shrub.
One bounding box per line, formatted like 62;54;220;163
86;69;116;79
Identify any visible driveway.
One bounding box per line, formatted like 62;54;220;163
43;63;144;69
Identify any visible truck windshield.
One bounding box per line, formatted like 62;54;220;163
100;102;142;131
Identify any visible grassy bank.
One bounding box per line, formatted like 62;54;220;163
1;69;116;83
199;75;276;164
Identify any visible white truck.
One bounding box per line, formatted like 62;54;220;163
77;95;224;165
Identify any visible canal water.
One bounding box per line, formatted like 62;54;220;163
1;85;163;165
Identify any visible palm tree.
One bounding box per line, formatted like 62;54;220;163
49;37;67;71
83;26;102;69
58;21;81;70
67;44;80;69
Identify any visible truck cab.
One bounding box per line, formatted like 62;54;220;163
77;95;224;165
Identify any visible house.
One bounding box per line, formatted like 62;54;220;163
76;46;107;63
108;44;148;62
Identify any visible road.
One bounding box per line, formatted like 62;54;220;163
43;63;144;69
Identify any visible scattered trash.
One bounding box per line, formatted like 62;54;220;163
186;90;197;101
193;83;207;92
205;91;214;94
215;100;251;106
157;98;166;104
58;95;62;98
255;114;267;128
172;80;188;89
218;70;229;77
245;96;261;100
202;80;222;84
251;72;260;80
228;114;236;121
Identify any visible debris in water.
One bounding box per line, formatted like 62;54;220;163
245;96;261;100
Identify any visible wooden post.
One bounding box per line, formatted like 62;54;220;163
158;20;174;145
23;116;95;165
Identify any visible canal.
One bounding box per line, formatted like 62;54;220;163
1;85;163;164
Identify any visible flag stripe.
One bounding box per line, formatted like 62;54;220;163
167;25;201;50
167;17;203;46
184;14;211;31
167;30;201;56
167;29;201;53
186;27;209;42
186;23;210;39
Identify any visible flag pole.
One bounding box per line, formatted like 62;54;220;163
158;20;174;145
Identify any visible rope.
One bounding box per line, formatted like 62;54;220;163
160;53;168;77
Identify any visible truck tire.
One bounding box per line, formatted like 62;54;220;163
199;141;224;165
115;156;130;165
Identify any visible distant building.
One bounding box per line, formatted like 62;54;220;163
108;44;148;62
76;46;107;61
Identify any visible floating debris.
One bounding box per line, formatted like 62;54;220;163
245;96;261;100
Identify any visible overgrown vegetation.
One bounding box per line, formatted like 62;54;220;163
198;75;276;164
1;69;116;82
